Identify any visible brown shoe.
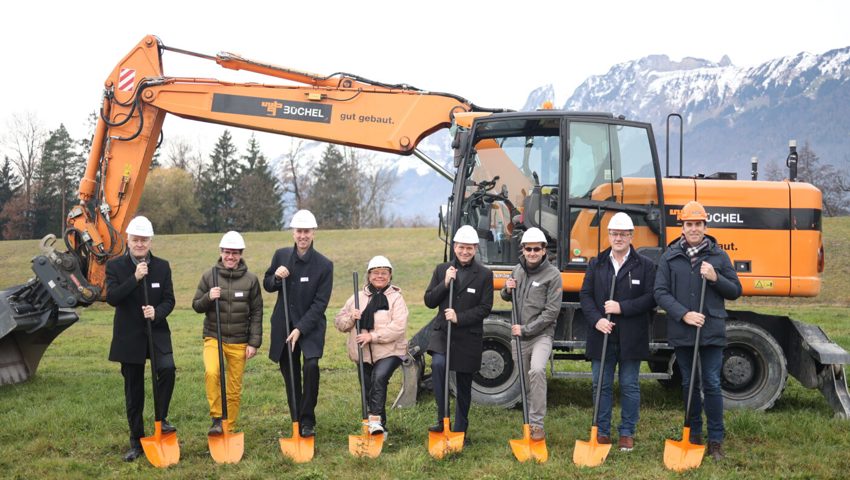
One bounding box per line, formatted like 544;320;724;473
707;441;725;460
618;435;634;451
597;435;611;445
530;425;545;441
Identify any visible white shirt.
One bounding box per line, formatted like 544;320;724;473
609;250;630;276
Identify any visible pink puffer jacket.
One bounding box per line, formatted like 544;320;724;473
334;285;409;363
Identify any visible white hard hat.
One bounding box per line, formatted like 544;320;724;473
367;255;393;272
452;225;479;245
520;227;547;245
219;231;246;249
126;216;154;237
608;212;635;230
289;209;318;229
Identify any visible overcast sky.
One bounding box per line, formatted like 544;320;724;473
2;0;849;162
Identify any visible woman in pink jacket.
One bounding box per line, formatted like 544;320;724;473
335;255;409;435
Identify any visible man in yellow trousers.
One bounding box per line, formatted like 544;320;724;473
192;231;263;434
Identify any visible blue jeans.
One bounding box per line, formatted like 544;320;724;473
674;345;724;443
590;342;641;438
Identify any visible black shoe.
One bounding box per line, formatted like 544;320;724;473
123;446;143;462
463;435;472;447
208;418;223;436
160;419;177;434
300;424;316;437
427;423;444;433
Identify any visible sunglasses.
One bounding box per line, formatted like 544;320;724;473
523;246;544;252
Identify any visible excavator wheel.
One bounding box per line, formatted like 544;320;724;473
721;321;788;411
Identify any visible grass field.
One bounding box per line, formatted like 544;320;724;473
1;220;849;479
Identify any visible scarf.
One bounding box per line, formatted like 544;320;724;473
359;283;390;331
680;235;710;266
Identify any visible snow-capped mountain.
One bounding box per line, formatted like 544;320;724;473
526;47;850;177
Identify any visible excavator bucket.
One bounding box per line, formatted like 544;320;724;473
208;419;244;464
141;421;180;468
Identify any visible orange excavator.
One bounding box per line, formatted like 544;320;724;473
0;36;847;417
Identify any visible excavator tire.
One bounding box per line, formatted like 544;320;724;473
721;321;788;411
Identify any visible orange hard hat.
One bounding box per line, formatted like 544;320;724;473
679;201;707;221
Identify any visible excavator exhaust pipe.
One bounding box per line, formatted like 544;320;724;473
0;280;79;385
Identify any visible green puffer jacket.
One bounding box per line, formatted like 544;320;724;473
192;258;263;347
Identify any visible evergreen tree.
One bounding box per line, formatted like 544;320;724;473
231;135;284;231
196;130;241;232
33;124;83;236
0;156;21;240
310;144;359;229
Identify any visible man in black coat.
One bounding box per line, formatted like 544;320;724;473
654;201;741;461
579;212;656;452
105;216;176;462
425;225;493;438
263;210;333;438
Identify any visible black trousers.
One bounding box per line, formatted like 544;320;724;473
431;352;473;433
358;355;403;426
121;362;175;446
278;342;320;428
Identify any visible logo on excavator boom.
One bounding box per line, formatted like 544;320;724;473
211;94;332;124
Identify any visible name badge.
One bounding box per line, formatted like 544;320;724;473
467;288;476;293
632;279;641;285
235;291;244;298
300;277;309;283
151;283;161;288
531;281;541;287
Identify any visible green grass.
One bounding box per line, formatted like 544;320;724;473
1;221;850;478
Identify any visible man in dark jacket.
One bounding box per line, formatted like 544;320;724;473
654;201;742;461
425;225;493;439
106;216;176;462
263;210;333;438
579;212;656;452
192;231;262;435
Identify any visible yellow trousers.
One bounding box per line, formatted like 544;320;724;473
203;337;247;426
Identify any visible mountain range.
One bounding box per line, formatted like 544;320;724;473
276;46;850;222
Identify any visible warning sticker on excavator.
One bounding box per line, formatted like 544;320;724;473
754;280;774;289
118;68;135;92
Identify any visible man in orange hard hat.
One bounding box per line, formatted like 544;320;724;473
654;201;741;461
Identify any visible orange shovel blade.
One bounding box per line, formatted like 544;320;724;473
664;427;705;471
509;424;548;463
279;421;314;463
572;426;611;467
209;419;244;464
141;421;180;468
428;418;464;459
348;422;384;458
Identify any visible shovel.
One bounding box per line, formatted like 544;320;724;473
664;277;708;472
428;279;465;459
348;272;384;458
208;268;245;464
508;280;548;463
573;272;618;467
140;276;180;468
278;281;314;463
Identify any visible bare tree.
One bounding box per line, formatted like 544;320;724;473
1;112;46;208
280;138;312;211
796;141;849;216
165;136;194;170
350;149;398;228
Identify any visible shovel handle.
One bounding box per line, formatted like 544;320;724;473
281;277;299;420
684;277;708;426
353;272;368;420
142;274;162;422
591;272;618;427
510;283;530;424
444;279;454;417
212;268;228;420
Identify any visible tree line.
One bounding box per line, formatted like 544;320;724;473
0;113;399;240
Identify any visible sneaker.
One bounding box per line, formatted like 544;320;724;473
618;435;634;452
530;425;546;441
208;418;223;436
160;419;177;434
707;441;725;460
597;435;612;445
367;415;385;435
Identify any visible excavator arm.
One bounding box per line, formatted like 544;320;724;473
0;35;503;385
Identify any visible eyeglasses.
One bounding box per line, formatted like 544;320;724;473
523;247;544;253
608;231;633;238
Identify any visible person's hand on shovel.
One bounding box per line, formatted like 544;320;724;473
595;318;615;334
444;308;458;324
134;261;148;281
443;266;457;287
355;332;372;346
286;328;301;351
209;287;221;300
142;305;155;321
